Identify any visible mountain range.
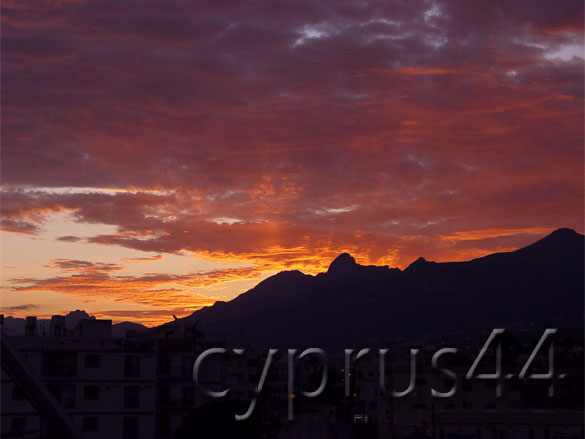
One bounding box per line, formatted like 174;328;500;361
183;228;584;348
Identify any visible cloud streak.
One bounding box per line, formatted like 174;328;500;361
5;259;267;324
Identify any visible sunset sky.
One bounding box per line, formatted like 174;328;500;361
1;0;583;325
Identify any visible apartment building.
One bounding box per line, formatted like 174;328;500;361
1;320;157;439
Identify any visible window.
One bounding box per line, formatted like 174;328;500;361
11;417;26;432
158;356;170;375
182;386;194;406
84;354;101;368
83;385;100;400
82;417;99;431
124;386;140;408
12;385;26;400
158;385;171;406
48;383;76;409
123;417;139;439
48;384;62;402
124;355;140;377
45;352;77;377
156;416;170;437
181;356;195;376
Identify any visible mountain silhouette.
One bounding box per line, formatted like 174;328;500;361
179;228;584;348
327;253;358;273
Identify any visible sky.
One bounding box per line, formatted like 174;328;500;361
1;0;583;326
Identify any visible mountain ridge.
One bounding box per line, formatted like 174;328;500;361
182;228;584;348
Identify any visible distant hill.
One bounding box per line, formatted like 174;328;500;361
184;228;584;348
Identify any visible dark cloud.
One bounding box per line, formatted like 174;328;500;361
1;304;39;311
44;258;124;272
57;235;81;242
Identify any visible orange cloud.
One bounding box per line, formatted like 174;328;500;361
5;259;273;325
121;255;163;263
439;227;556;243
